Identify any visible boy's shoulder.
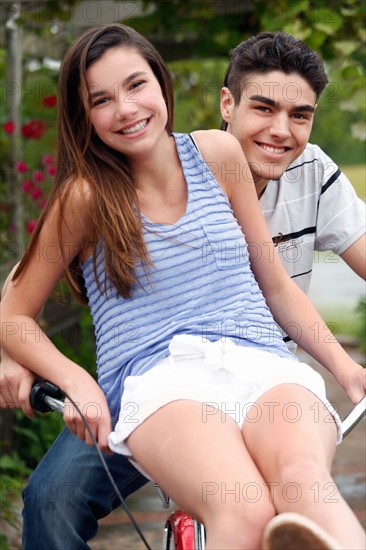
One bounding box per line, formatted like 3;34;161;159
277;143;339;188
288;142;335;169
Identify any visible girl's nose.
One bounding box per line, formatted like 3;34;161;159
115;92;138;119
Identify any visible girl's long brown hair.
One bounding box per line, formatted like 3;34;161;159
14;24;174;303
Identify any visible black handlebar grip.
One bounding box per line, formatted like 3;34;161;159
30;381;65;413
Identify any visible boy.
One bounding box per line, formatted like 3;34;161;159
220;32;365;350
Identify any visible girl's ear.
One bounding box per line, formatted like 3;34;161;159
220;87;235;124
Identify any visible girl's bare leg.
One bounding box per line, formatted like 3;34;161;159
242;384;366;549
127;400;275;550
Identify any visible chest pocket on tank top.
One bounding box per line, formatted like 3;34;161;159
201;215;248;271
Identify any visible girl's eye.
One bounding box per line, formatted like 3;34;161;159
91;97;109;107
130;80;145;90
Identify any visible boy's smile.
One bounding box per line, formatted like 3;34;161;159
221;71;316;196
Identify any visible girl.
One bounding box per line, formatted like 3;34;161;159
1;24;365;550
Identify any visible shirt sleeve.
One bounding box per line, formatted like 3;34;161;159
314;146;366;254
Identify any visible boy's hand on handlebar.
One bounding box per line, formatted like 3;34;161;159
63;371;113;455
0;349;36;418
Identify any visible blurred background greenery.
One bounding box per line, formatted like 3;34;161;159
0;1;365;546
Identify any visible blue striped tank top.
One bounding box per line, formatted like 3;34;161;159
81;133;295;422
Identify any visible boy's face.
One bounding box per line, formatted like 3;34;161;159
221;70;316;195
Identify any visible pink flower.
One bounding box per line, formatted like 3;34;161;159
46;164;57;177
33;170;45;183
22;180;34;193
32;188;44;201
26;220;37;234
42;154;54;166
3;121;15;134
42;95;57;107
16;160;28;173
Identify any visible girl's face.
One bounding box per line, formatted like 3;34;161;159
86;46;168;159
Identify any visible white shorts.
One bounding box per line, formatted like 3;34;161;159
108;335;342;477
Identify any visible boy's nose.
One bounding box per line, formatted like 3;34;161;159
269;113;291;139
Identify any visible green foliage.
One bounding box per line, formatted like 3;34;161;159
311;69;366;164
0;460;28;544
340;165;366;199
51;307;97;379
0;534;9;550
11;409;64;470
169;58;227;132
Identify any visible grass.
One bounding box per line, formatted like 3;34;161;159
341;164;366;200
311;296;364;341
316;306;364;341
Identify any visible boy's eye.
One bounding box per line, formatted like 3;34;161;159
255;106;271;113
292;113;311;120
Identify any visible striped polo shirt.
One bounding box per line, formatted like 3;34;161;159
260;143;365;350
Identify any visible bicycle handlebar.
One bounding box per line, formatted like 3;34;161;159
341;396;366;437
30;381;65;414
30;381;365;437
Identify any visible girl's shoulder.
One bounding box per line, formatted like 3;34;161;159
60;177;94;221
64;176;93;204
190;129;248;197
190;129;244;165
56;177;95;242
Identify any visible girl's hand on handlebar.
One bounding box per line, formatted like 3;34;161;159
63;371;112;454
340;363;366;404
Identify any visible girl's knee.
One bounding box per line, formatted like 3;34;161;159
205;499;275;548
278;454;331;483
273;455;336;507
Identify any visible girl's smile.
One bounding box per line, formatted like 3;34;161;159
118;117;150;136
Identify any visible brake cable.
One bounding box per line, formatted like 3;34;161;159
30;381;152;550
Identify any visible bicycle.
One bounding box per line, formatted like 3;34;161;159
30;381;366;550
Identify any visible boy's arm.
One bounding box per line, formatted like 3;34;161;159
340;234;366;279
0;348;36;418
0;264;39;417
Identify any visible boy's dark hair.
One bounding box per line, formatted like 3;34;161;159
221;31;328;130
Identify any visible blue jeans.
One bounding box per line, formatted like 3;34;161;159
22;427;148;549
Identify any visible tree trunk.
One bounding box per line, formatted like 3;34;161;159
1;3;24;453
